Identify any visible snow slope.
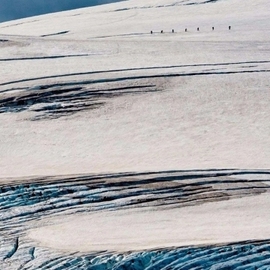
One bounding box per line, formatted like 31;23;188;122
0;0;270;269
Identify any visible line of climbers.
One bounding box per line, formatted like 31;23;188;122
150;26;231;34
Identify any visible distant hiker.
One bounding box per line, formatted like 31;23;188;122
150;30;153;34
197;27;200;31
229;26;231;30
161;30;163;33
185;28;187;32
212;27;214;31
172;29;174;33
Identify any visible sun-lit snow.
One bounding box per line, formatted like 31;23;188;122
0;0;270;269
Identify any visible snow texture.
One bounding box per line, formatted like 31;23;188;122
0;0;270;269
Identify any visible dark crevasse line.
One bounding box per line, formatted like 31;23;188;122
36;69;270;89
3;237;19;260
0;83;157;119
22;240;270;270
40;31;69;37
1;170;270;269
2;68;269;97
0;85;154;107
185;0;219;5
0;88;157;121
1;60;269;88
0;54;92;62
1;169;268;191
1;170;269;228
0;86;154;110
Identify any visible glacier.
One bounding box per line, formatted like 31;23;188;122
0;0;270;269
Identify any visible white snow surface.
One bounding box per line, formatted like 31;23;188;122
0;0;270;259
28;193;270;252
